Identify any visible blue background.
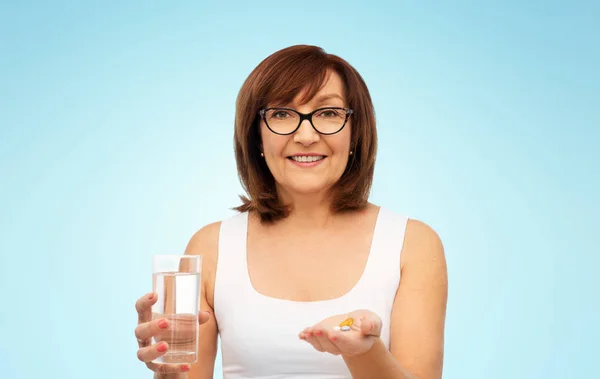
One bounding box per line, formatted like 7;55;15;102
1;1;598;378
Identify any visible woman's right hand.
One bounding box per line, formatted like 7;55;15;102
135;292;211;376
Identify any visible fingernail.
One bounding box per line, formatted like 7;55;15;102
315;331;322;336
148;293;154;300
181;365;190;372
158;319;168;329
330;336;337;341
157;343;167;352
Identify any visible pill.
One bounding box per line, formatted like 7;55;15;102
333;326;341;331
341;326;351;331
339;318;354;327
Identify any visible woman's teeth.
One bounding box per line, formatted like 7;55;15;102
290;156;325;163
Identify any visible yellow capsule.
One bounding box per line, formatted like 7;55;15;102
339;318;354;327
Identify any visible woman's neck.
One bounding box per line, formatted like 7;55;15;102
277;188;335;229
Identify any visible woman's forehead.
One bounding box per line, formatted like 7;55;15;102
268;71;347;108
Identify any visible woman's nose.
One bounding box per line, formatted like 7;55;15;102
293;119;320;146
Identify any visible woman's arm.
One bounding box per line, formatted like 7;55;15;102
157;222;222;379
344;219;448;379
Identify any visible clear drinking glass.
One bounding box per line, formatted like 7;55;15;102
151;254;202;364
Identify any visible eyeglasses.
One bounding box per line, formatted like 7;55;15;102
259;107;353;135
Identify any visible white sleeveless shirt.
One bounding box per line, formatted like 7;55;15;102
213;207;408;379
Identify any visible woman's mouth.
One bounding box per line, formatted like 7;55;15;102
289;155;325;163
287;155;326;167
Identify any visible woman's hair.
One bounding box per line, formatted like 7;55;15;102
233;45;377;222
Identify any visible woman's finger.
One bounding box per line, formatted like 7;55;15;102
136;293;158;323
198;311;211;325
137;341;169;363
146;361;192;375
313;329;340;355
308;335;325;352
135;318;170;343
301;327;325;352
359;315;381;337
326;329;364;356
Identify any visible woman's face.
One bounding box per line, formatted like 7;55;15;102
259;70;352;200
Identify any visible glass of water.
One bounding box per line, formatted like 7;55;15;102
151;254;202;364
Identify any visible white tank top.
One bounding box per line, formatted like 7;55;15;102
213;207;408;379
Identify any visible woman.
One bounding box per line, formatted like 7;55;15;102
134;45;448;379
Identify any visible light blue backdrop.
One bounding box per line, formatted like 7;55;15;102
1;1;598;378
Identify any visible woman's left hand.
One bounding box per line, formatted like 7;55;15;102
299;309;382;357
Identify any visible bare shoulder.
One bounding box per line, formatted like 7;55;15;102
401;218;446;269
185;221;221;259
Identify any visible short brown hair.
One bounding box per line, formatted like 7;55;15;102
233;45;377;222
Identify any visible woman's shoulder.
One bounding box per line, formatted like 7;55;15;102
183;221;221;271
183;211;248;258
373;204;444;265
403;218;445;269
374;204;441;241
186;220;221;249
405;218;443;250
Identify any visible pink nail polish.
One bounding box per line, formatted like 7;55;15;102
157;343;167;352
181;365;190;372
158;319;168;329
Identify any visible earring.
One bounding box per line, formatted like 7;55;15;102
260;152;264;157
349;150;353;156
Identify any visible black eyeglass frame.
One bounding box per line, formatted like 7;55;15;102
258;107;354;136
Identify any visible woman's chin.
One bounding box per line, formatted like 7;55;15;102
281;182;333;198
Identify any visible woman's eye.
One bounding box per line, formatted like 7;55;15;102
273;111;289;119
318;109;341;118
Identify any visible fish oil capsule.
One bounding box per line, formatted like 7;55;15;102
339;318;354;327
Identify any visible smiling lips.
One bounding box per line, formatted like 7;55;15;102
287;154;326;167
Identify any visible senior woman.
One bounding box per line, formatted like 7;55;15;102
134;44;448;379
